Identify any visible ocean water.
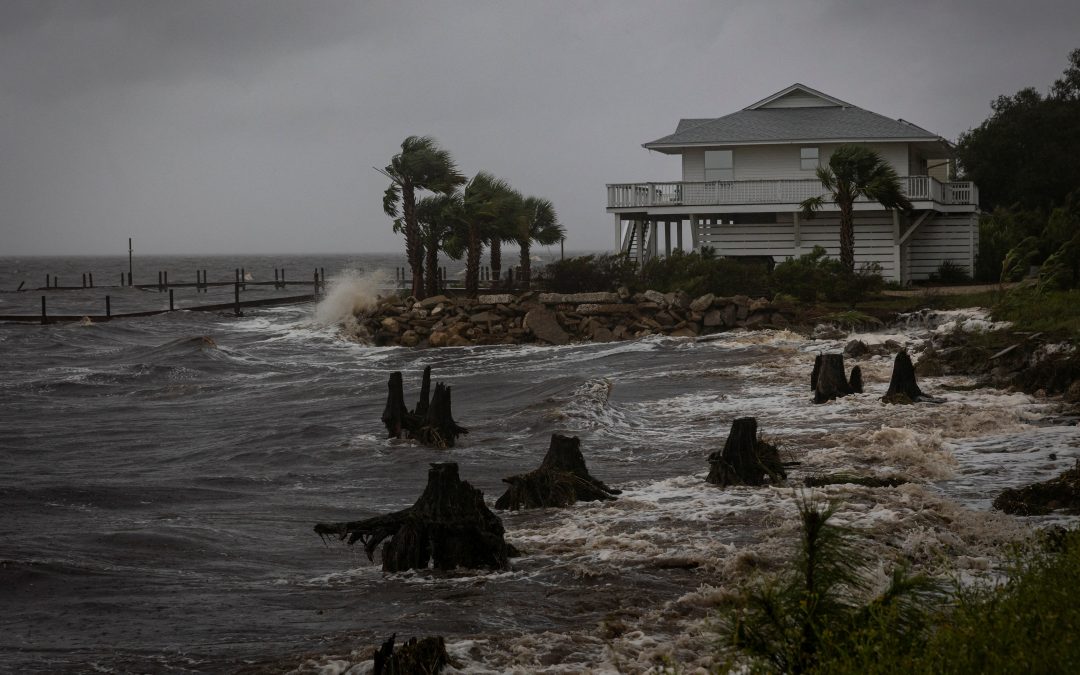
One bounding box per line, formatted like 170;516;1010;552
1;255;1078;673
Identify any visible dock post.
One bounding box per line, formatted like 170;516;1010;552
82;273;86;288
54;276;59;288
241;267;246;290
313;270;319;297
234;282;241;317
169;289;174;311
127;271;132;287
106;295;111;318
320;267;325;291
41;296;46;325
89;272;94;288
280;268;284;288
274;269;279;288
204;269;208;292
158;271;163;291
164;270;169;290
121;273;124;286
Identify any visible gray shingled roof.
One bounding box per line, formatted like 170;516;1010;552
648;107;939;147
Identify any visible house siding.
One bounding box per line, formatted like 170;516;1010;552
680;142;911;182
694;211;898;280
904;213;979;281
758;92;835;108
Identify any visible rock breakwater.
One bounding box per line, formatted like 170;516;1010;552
344;290;796;348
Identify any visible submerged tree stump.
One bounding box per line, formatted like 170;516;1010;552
495;434;620;510
707;417;786;487
381;366;468;448
812;354;861;403
314;462;516;573
373;634;453;675
882;350;929;404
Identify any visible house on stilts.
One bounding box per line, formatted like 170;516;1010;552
606;84;979;284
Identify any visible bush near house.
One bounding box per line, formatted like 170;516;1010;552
771;247;884;304
637;249;771;298
535;253;637;293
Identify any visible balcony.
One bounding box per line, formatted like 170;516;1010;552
606;176;978;210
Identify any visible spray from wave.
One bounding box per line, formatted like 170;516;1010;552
313;268;389;327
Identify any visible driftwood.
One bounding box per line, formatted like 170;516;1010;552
314;462;516;572
381;366;467;448
882;350;934;403
707;417;786;487
373;634;453;675
495;434;620;510
811;354;862;403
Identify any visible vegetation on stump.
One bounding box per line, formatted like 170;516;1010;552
314;462;516;573
382;366;467;448
707;417;786;487
495;433;620;510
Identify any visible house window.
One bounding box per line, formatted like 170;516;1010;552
704;150;733;181
800;147;819;171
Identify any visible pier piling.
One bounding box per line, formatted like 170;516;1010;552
106;296;111;318
169;289;174;311
40;296;46;325
234;282;241;317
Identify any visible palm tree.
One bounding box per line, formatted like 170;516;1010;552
382;136;465;299
459;172;518;296
800;145;912;271
415;192;464;297
486;188;524;287
516;196;564;288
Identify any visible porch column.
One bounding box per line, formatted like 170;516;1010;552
649;218;660;260
664;220;672;256
690;214;699;251
792;211;802;255
892;210;903;285
614;214;623;253
635;220;644;267
676;219;684;252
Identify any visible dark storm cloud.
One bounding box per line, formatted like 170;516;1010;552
1;0;1078;255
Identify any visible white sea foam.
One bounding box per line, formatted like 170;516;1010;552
314;268;389;326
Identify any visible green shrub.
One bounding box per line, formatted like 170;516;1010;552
927;259;972;285
535;254;637;293
638;248;771;297
771;247;884;304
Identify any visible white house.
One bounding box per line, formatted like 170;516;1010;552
606;84;979;284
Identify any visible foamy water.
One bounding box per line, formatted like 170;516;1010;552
4;260;1078;674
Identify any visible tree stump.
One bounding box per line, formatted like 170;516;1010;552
495;434;620;510
882;350;927;404
380;368;467;448
812;354;860;403
707;417;786;487
314;462;516;573
373;634;453;675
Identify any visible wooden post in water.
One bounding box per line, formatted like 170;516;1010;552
82;273;86;288
313;270;319;297
235;268;240;286
241;267;246;290
40;296;46;325
169;289;174;311
128;238;133;287
121;273;124;286
89;272;93;288
234;282;241;317
164;271;169;290
127;271;132;287
274;269;279;288
46;274;50;288
106;295;111;317
280;268;284;288
320;268;325;292
158;271;163;291
203;269;208;292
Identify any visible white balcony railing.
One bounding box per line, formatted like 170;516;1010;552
606;176;978;209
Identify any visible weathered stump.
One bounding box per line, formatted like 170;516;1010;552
707;417;786;487
812;354;860;403
848;365;863;394
373;634;453;675
314;462;516;572
882;350;927;404
495;434;620;510
380;368;468;448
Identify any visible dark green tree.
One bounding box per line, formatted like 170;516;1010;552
957;48;1080;211
515;196;564;289
382;136;466;299
415;192;465;297
800;145;912;272
455;172;519;296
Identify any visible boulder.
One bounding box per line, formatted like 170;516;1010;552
469;311;502;324
523;307;571;345
447;335;473;347
380;317;401;333
670;326;698;338
577;303;635;315
400;330;420;347
642;289;667;306
666;290;691;309
844;340;870;358
477;294;515;305
428;331;449;348
538;292;621;305
418;294;449;309
689;293;715;312
702;309;725;327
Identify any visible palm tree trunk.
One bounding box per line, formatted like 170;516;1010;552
402;182;426;299
490;239;502;288
839;200;855;272
519;241;531;290
465;226;481;297
424;235;440;298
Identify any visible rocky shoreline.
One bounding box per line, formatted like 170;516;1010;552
345;289;796;348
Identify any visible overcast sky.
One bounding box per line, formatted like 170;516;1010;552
2;0;1078;256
